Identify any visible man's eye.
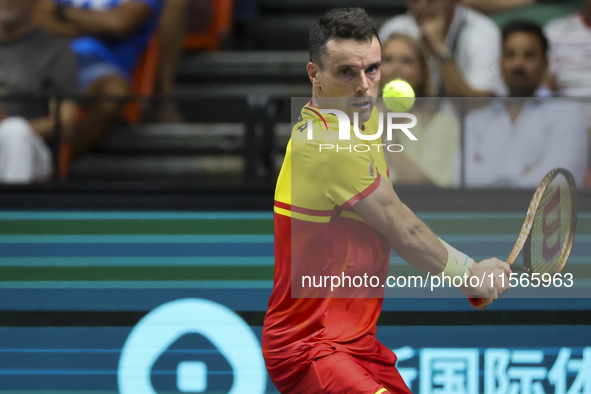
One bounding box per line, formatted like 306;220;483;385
367;66;378;73
339;69;351;76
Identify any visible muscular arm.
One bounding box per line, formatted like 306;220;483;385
353;175;447;273
353;176;511;308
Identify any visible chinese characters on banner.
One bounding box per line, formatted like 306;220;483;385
393;347;591;394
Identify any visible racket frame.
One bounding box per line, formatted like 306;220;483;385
514;168;577;274
469;168;577;306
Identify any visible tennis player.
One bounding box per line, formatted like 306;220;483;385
262;8;511;394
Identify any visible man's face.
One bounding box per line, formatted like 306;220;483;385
0;0;35;27
501;31;548;97
309;37;381;123
407;0;456;26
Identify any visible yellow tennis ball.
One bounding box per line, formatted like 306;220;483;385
382;79;415;112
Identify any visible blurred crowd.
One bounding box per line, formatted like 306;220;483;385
0;0;589;189
379;0;591;188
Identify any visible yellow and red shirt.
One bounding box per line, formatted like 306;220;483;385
262;102;395;392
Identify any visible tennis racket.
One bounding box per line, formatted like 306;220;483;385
469;168;577;306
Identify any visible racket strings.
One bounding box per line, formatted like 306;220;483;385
529;174;573;274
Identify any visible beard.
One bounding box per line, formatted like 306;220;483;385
508;85;537;97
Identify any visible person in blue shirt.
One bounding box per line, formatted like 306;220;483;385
35;0;162;156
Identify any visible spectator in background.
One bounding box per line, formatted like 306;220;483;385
35;0;162;156
0;0;78;183
461;21;588;188
379;33;460;187
461;0;535;15
379;0;505;97
153;0;189;122
545;0;591;126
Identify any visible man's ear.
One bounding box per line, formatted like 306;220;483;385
307;62;320;85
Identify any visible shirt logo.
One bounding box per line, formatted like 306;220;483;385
369;162;375;178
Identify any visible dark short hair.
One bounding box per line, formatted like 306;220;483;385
502;20;548;56
309;8;380;67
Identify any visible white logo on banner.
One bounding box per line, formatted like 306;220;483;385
117;298;266;394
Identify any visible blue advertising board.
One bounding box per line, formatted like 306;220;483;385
0;211;589;393
0;300;590;393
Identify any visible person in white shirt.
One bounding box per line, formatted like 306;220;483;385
379;0;505;97
544;0;591;98
461;21;588;188
544;0;591;129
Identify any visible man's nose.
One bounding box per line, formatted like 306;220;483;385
511;56;528;71
357;72;369;94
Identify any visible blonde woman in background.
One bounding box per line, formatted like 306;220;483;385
380;33;460;188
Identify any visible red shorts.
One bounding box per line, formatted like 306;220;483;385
283;351;411;394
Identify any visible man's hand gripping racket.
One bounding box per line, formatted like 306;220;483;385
469;168;578;309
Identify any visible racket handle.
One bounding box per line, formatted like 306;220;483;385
469;296;483;306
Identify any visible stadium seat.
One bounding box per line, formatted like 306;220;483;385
185;0;234;51
58;142;71;181
122;34;161;125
